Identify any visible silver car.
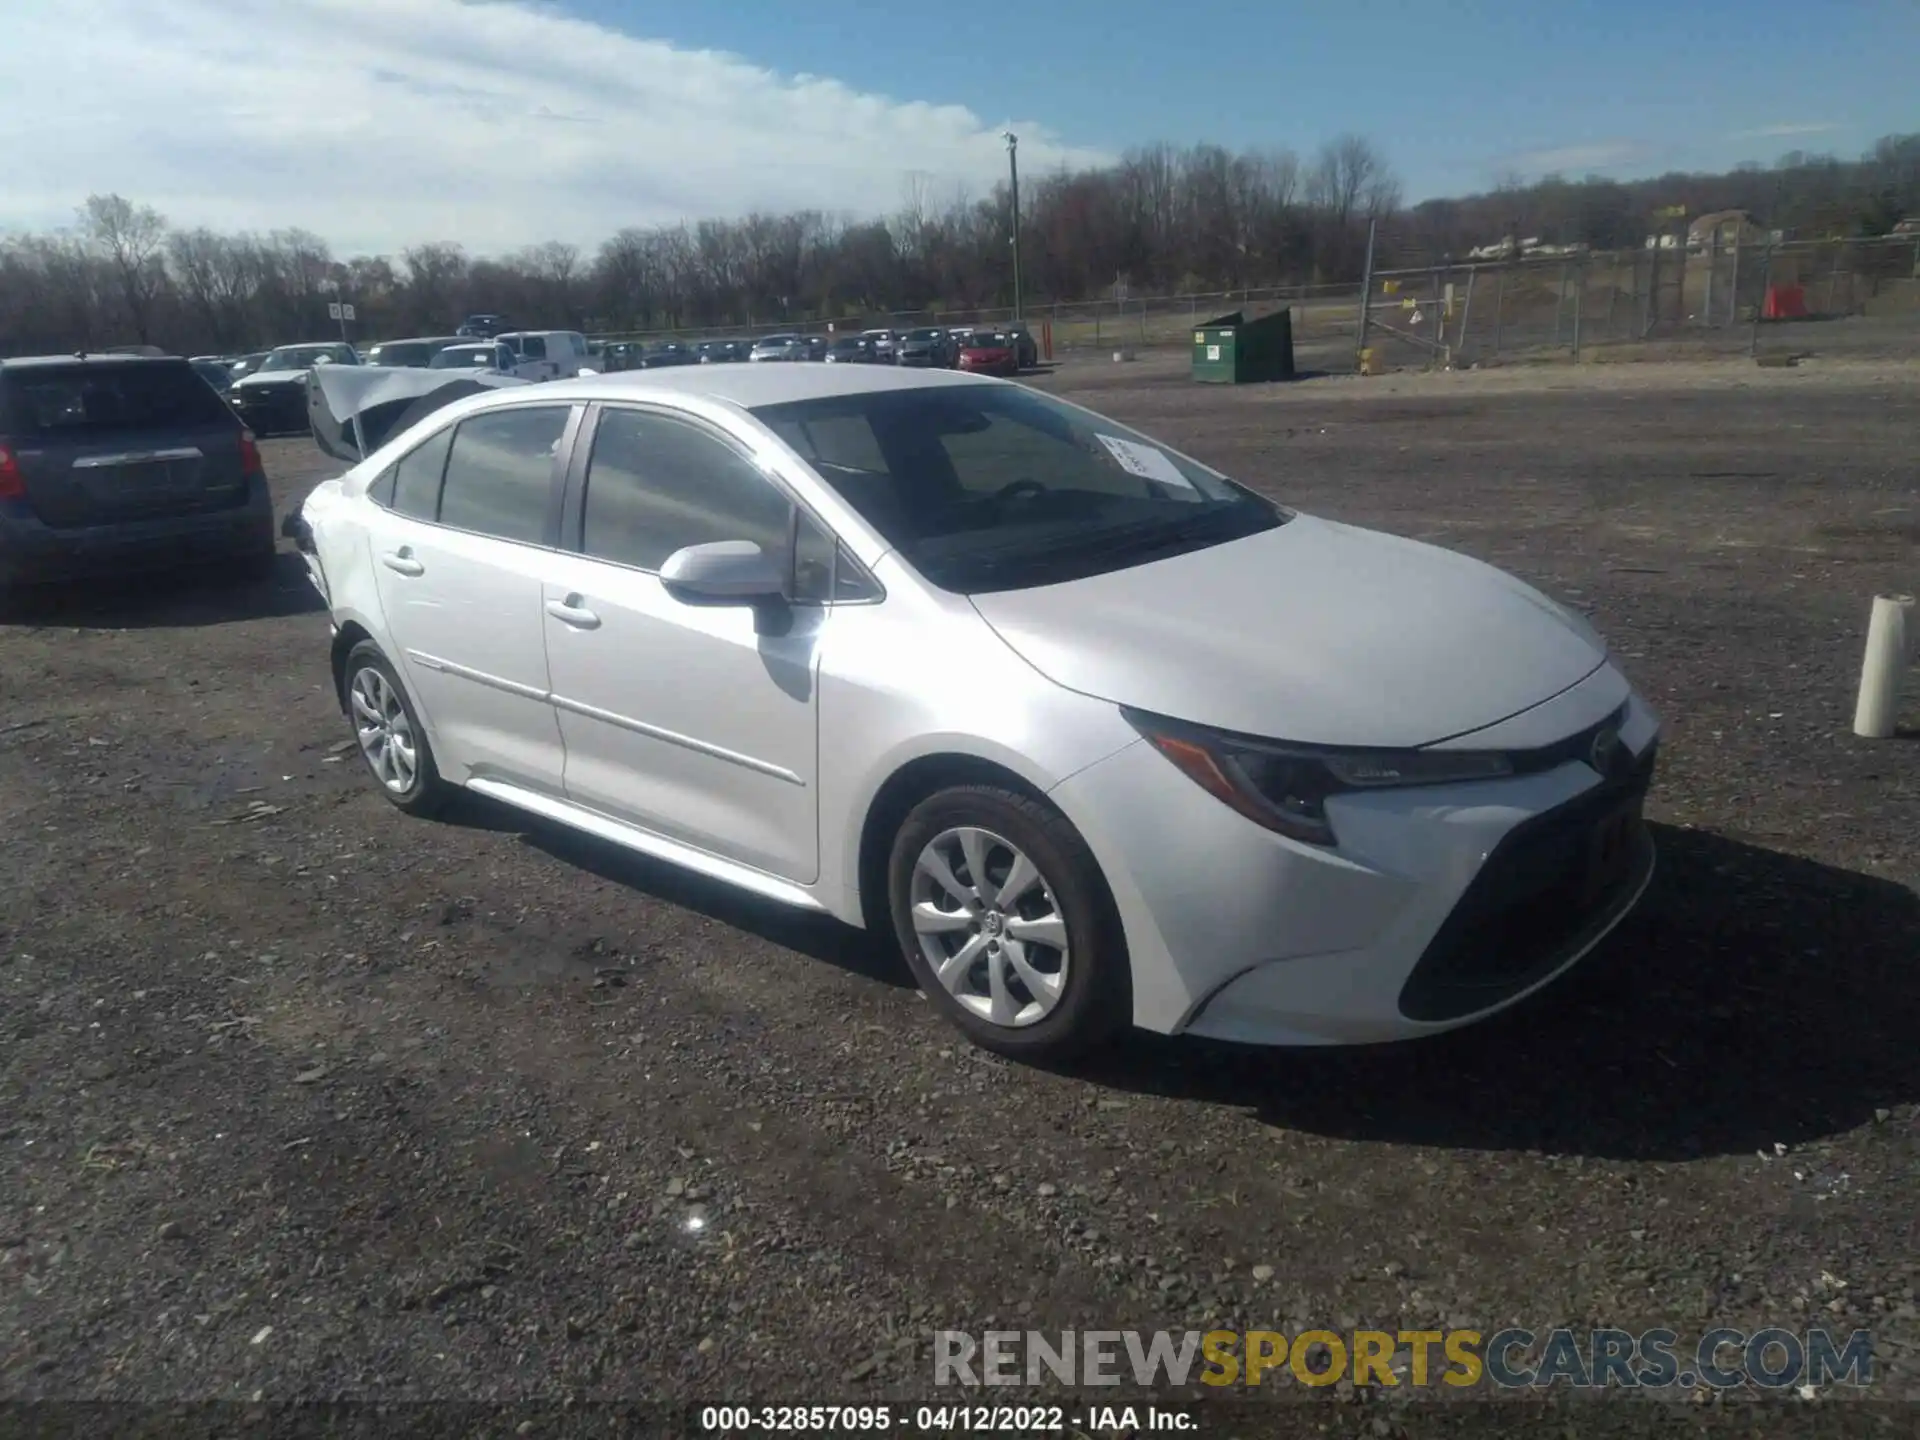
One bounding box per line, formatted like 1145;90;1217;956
289;365;1658;1062
749;334;803;362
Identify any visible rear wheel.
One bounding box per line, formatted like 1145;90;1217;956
343;641;448;816
887;785;1130;1061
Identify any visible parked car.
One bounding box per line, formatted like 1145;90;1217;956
699;339;752;364
227;351;271;383
640;342;698;369
456;314;508;339
286;364;1660;1060
750;334;803;362
956;329;1019;377
1004;322;1039;369
893;327;953;368
226;342;360;435
365;336;462;368
859;328;898;360
824;336;876;364
428;342;520;375
597;342;641;372
802;336;829;361
0;353;275;594
496;330;591;381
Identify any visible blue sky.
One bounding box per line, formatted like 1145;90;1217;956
0;0;1910;255
578;0;1916;195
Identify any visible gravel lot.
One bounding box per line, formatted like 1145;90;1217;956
3;354;1916;1423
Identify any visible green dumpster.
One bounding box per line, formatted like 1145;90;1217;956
1191;308;1295;383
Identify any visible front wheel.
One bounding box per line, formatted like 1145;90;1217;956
343;641;449;816
887;785;1130;1061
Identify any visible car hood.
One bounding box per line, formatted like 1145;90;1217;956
232;368;310;388
967;514;1606;748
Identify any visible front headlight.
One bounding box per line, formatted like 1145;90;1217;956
1122;707;1513;846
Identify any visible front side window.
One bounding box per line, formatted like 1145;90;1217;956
580;408;793;574
753;384;1284;594
521;335;548;360
436;405;570;544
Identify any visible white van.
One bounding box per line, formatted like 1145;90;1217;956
494;330;591;382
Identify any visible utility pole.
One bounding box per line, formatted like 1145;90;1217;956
1004;131;1023;321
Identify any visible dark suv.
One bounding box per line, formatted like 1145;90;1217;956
0;354;275;592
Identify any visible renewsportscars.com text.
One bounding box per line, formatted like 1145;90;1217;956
933;1327;1874;1391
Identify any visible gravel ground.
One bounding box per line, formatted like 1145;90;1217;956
2;354;1916;1427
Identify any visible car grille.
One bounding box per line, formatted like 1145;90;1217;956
1396;740;1658;1023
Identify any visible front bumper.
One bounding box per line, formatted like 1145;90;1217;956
0;481;274;585
1050;667;1661;1045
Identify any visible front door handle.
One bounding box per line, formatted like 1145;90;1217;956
545;594;601;629
381;548;424;577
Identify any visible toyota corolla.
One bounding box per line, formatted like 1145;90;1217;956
285;365;1659;1060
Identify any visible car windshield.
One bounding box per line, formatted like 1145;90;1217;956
966;333;1009;347
367;341;443;366
904;329;943;342
756;335;797;347
262;345;350;370
754;384;1286;594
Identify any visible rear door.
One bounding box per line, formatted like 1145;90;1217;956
365;402;580;791
3;361;249;526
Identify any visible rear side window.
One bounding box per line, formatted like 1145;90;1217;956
437;406;569;544
521;336;548;360
388;425;454;519
3;362;236;437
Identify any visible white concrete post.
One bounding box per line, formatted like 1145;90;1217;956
1852;593;1915;739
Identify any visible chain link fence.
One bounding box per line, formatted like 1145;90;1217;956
1357;234;1920;369
587;234;1920;371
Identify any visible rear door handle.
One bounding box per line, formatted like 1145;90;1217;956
381;549;424;577
545;595;601;629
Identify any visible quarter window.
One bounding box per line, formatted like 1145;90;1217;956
436;406;569;543
582;408;793;574
388;424;453;519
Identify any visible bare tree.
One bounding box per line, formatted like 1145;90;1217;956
81;193;168;343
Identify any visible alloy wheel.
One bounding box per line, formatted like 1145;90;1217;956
349;665;418;795
908;826;1070;1028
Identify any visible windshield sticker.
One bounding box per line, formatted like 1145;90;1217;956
1096;434;1195;488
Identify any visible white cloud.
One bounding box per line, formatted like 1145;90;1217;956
1728;122;1844;141
1499;140;1646;177
0;0;1112;256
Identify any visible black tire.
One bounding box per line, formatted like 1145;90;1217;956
887;784;1130;1061
342;640;449;817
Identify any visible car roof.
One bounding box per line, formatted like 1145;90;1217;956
0;353;188;368
376;335;460;345
527;364;1005;409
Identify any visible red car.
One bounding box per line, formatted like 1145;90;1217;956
956;330;1019;376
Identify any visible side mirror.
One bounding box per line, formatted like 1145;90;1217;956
659;540;787;607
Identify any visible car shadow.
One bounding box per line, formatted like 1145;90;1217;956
0;551;325;630
1069;823;1920;1161
439;791;915;991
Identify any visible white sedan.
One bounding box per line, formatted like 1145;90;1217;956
287;365;1659;1060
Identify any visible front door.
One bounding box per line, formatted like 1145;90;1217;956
367;403;576;792
540;404;823;882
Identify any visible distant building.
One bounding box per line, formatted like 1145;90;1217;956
1687;209;1767;251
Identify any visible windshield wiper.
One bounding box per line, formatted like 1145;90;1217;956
1051;508;1253;564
